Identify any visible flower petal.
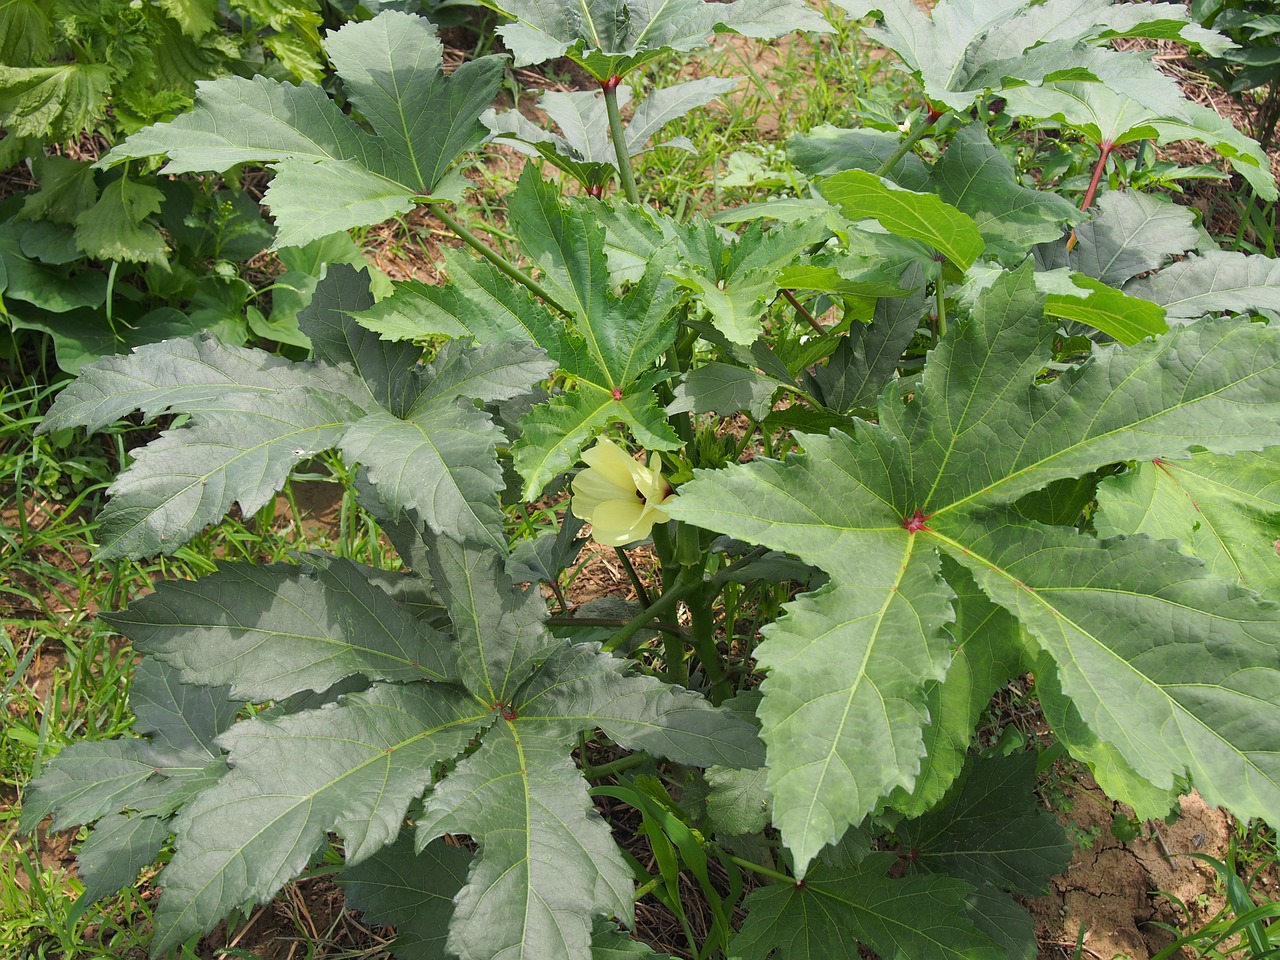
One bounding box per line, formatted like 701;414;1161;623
589;499;652;546
580;438;643;491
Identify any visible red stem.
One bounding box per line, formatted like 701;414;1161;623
1079;141;1114;212
1066;141;1113;251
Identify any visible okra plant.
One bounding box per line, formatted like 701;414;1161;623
23;1;1280;958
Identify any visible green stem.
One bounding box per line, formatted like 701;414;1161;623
934;279;947;341
602;572;695;655
874;105;944;178
688;586;730;703
726;854;795;886
433;206;572;315
587;752;651;781
599;78;640;206
600;547;769;655
603;76;641;205
663;629;688;685
546;615;688;638
614;546;652;607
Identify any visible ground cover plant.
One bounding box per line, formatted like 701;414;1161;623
0;0;396;374
13;0;1280;957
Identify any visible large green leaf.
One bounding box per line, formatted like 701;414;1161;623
103;12;506;247
1123;251;1280;319
0;62;112;139
518;642;763;769
44;267;551;558
670;265;1280;870
1096;450;1280;600
820;169;984;269
1003;83;1277;198
95;385;361;558
897;752;1071;896
887;561;1025;817
1068;190;1198;287
501;172;681;493
486;0;831;80
667;218;830;344
150;681;483;956
728;852;1003;960
21;658;236;832
38;333;330;434
417;724;634;960
832;0;1223;111
406;632;760;960
668;425;956;875
935;510;1280;823
427;535;559;705
340;338;554;550
931;125;1080;260
339;836;472;960
104;553;455;701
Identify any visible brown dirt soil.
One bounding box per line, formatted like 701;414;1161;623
1029;782;1238;960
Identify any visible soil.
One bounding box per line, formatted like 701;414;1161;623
1029;783;1241;960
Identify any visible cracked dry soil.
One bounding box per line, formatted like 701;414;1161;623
1027;781;1258;959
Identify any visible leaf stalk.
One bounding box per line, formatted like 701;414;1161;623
603;76;642;205
600;546;769;656
874;105;944;178
433;206;573;316
725;853;795;886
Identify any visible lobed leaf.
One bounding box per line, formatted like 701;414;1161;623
897;752;1071;896
340;339;555;549
1068;190;1198;287
427;536;559;705
95;385;360;558
21;658;236;833
887;561;1025;817
105;554;455;702
1096;450;1280;600
934;509;1280;827
38;333;337;434
103;13;506;246
1123;250;1280;319
417;723;634;960
489;0;830;80
729;852;1003;960
339;836;472;960
151;681;483;955
673;265;1280;871
931;125;1080;260
517;642;764;768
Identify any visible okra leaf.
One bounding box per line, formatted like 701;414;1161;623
103;13;506;246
